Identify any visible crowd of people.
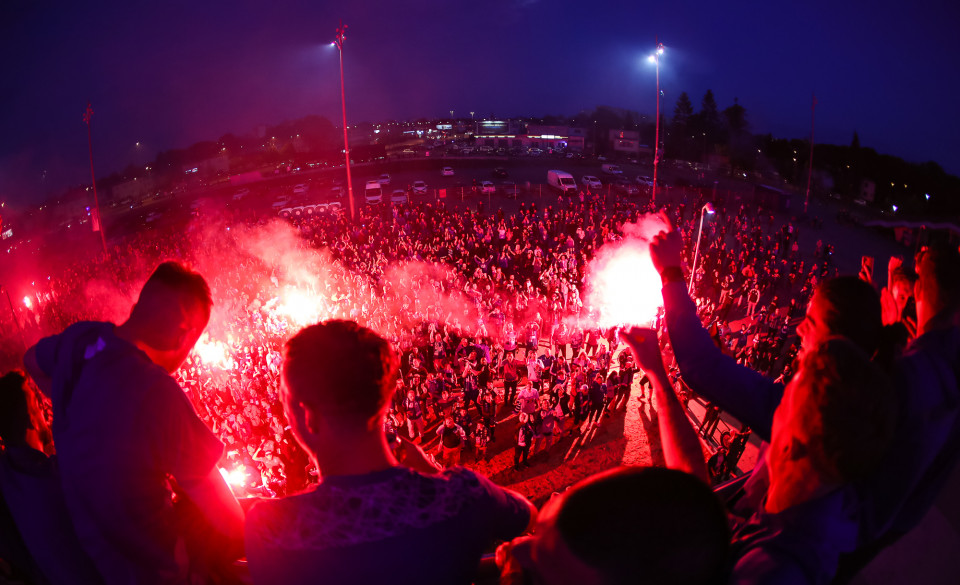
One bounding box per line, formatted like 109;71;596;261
2;183;959;584
3;189;834;496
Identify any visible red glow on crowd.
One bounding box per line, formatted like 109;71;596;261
193;334;235;370
267;286;327;328
219;465;249;490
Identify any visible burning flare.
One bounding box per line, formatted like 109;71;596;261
585;214;668;328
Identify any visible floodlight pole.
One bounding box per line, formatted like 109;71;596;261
651;40;664;206
83;103;108;255
334;22;356;220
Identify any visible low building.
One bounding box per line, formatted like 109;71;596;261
473;122;586;152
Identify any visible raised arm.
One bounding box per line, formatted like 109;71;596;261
661;282;781;440
650;211;781;441
620;327;708;483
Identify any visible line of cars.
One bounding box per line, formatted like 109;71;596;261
547;169;652;196
363;165;488;205
275;160;650;210
364;176;424;205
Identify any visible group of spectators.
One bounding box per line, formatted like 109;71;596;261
5;188;835;493
30;189;830;486
2;180;959;584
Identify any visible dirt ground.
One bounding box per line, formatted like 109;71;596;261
418;371;665;508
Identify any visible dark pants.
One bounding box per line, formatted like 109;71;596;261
573;406;586;426
503;379;519;405
482;416;496;440
587;403;604;425
514;444;530;468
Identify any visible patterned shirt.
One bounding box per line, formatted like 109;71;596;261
246;466;531;585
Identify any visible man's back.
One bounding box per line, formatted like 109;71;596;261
246;466;531;585
33;321;224;584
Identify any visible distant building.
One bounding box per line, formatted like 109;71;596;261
608;129;641;156
860;179;876;203
473;121;585;151
476;120;524;135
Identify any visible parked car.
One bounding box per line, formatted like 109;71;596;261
581;175;602;189
636;175;654;187
442;167;454;176
412;180;427;195
492;167;508;178
601;164;623;175
481;181;496;195
378;174;391;185
390;190;408;204
293;184;308;194
364;180;382;205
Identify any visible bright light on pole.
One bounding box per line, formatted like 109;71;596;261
648;40;665;205
689;202;715;293
333;21;356;220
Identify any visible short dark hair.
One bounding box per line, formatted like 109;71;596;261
556;467;729;585
798;336;896;483
816;276;883;356
133;261;212;351
142;261;213;322
283;320;398;425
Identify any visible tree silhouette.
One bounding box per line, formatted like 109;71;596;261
696;90;722;156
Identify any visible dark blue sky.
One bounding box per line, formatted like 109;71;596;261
2;0;959;206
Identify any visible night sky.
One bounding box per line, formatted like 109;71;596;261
2;0;959;206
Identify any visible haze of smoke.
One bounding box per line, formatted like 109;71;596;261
81;279;137;324
381;260;480;332
187;218;491;342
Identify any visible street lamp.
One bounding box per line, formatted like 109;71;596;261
332;21;356;220
648;41;664;204
689;202;715;293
